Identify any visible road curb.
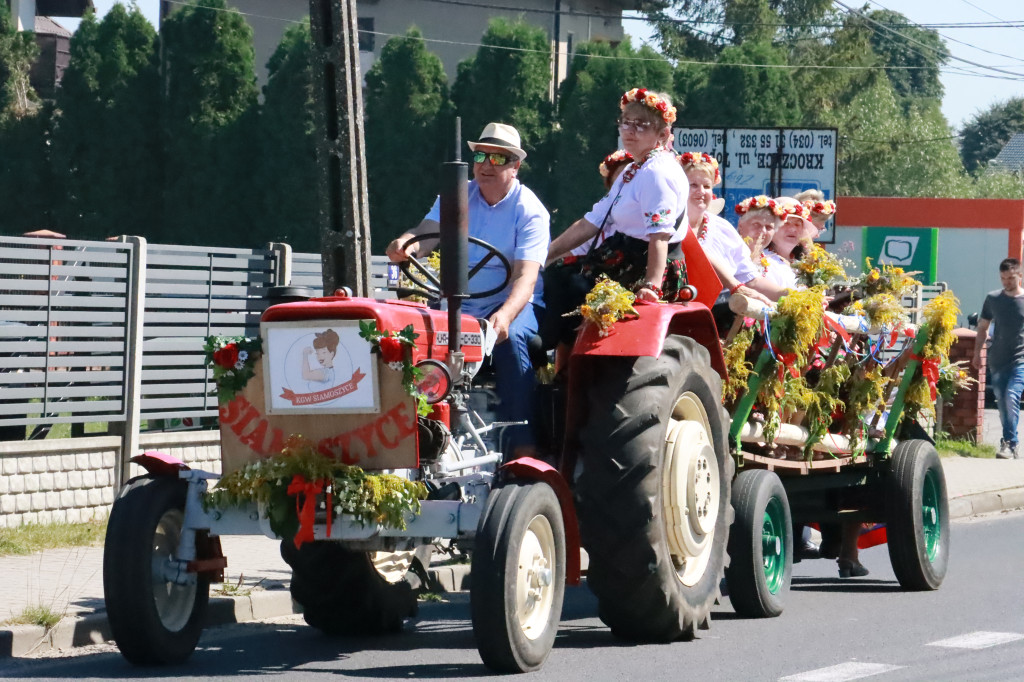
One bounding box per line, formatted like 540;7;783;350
0;564;472;659
949;487;1024;519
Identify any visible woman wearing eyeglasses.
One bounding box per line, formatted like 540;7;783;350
542;88;689;351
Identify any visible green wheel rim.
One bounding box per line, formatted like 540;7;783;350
761;496;786;594
922;468;941;561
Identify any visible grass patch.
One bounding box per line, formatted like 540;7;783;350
418;591;444;603
4;605;62;629
935;435;997;459
214;574;256;598
0;518;107;556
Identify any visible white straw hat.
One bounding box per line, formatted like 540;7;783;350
467;122;527;161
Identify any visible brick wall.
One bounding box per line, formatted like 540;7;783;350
941;328;984;439
0;430;221;529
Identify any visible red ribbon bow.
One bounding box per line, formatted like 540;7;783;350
910;353;940;401
287;474;332;549
777;352;800;381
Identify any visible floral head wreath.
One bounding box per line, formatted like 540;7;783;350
678;151;721;184
782;201;811;221
735;195;787;219
621;87;677;125
805;199;837;217
599;149;634;178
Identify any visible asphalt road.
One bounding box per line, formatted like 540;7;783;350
2;510;1023;681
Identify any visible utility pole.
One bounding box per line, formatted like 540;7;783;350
308;0;372;297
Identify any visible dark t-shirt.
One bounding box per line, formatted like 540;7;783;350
981;289;1024;370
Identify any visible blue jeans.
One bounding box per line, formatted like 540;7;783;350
489;303;540;452
990;363;1024;446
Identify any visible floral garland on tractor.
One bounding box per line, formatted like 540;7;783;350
205;435;428;549
357;320;432;417
722;258;963;460
204;336;263;403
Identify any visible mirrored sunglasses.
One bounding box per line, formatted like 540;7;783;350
473;151;513;166
617;118;654;133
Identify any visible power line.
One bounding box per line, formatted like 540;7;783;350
956;0;1024;36
362;28;1020;77
157;0;1024;82
835;0;1024;80
865;0;1024;67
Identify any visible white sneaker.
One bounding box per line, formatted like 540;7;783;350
997;439;1012;459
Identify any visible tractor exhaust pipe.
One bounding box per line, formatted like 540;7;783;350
439;118;469;370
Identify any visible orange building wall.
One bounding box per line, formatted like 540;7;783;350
835;197;1024;260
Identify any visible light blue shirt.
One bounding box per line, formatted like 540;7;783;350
425;179;550;318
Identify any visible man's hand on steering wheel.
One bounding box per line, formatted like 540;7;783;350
391;232;512;302
386;235;417;263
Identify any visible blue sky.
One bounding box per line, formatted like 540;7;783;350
68;0;1024;131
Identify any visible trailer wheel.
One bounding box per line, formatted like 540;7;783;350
886;439;949;590
471;482;566;673
280;542;418;635
576;335;733;641
725;469;791;618
103;475;209;665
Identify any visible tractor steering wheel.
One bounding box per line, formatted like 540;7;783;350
395;233;513;301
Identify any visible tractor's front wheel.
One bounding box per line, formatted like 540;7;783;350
725;469;791;618
576;335;733;641
280;542;419;635
886;439;949;590
471;482;566;673
103;475;210;665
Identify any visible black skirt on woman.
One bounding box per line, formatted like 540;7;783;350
540;232;687;349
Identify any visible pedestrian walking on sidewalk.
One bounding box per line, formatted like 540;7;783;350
973;257;1024;459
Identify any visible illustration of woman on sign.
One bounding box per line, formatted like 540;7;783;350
301;329;339;389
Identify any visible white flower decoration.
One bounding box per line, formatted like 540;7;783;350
387;361;404;371
238;350;248;362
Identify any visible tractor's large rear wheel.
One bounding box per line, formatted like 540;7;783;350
280;541;419;635
576;335;733;641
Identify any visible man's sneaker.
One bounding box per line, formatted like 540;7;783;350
1013;445;1020;459
997;439;1012;459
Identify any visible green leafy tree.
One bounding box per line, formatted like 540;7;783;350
864;9;948;102
51;5;162;240
0;104;56;234
0;1;48;234
820;78;966;197
364;28;453;250
790;14;879;124
253;19;318;252
959;97;1024;174
689;40;802;127
0;0;38;121
551;39;672;231
451;18;552;191
160;0;259;246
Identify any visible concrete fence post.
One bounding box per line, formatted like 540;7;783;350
268;242;292;286
115;236;147;492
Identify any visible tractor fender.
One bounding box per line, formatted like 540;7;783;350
501;457;581;586
130;451;190;477
570;300;726;378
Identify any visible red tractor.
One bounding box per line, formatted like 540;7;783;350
102;158;736;673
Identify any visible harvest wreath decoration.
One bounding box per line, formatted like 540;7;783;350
566;275;639;337
204;336;263;403
205;435;428;548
